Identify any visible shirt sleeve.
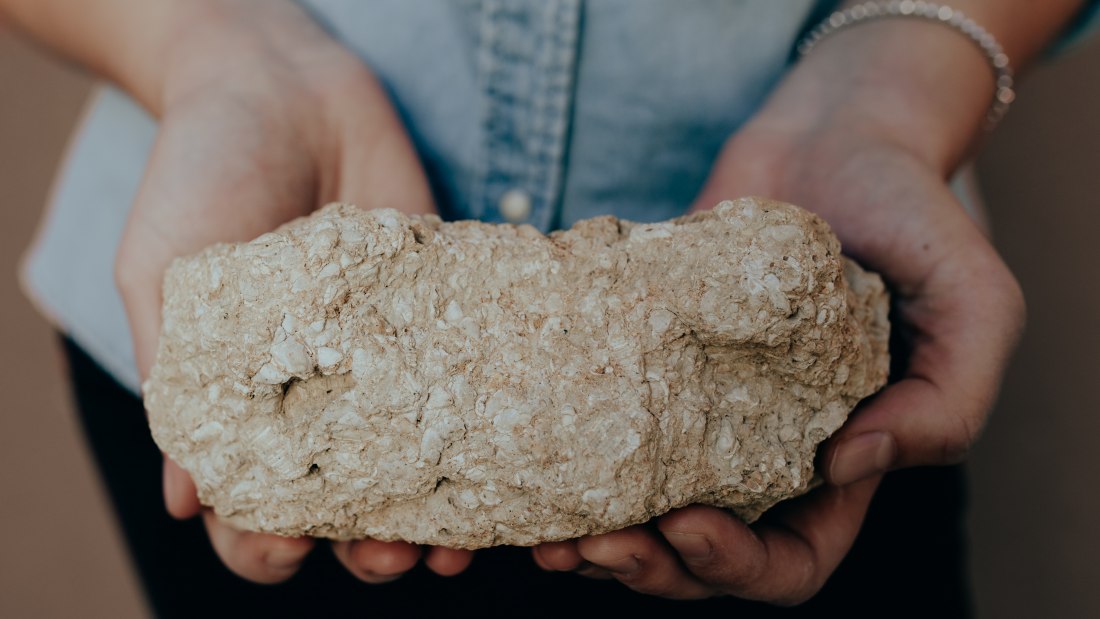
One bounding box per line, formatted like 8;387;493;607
1047;0;1100;57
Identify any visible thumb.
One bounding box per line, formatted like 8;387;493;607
821;249;1025;485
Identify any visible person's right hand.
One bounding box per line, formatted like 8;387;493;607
114;0;473;584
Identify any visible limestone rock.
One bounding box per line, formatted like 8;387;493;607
144;198;889;549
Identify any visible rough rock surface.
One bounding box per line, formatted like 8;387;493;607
144;198;890;549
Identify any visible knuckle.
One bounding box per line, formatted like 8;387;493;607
990;262;1027;338
1005;272;1027;326
970;246;1026;325
715;552;768;591
227;551;272;582
113;255;138;294
114;245;149;299
772;558;823;607
941;405;982;465
204;518;303;584
577;531;640;566
940;420;975;464
615;565;693;600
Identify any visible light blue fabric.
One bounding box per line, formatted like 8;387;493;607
24;0;822;392
1048;0;1100;56
20;0;1097;393
297;0;816;228
22;88;156;391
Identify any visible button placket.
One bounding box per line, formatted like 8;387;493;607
472;0;582;230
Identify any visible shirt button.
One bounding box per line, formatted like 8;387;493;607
499;189;533;223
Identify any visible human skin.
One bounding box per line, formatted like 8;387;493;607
0;0;1086;602
529;0;1085;603
1;0;473;584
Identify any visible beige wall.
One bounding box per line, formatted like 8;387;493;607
0;26;146;619
970;35;1100;618
0;22;1097;619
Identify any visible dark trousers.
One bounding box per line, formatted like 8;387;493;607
63;337;970;618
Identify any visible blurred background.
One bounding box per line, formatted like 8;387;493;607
1;20;1097;619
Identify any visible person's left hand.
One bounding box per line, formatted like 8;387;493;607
531;100;1024;603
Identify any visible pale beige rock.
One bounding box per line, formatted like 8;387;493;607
144;198;889;549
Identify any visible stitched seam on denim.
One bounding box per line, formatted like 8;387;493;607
529;0;581;231
473;0;581;229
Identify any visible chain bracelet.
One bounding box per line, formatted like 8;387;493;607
797;1;1015;128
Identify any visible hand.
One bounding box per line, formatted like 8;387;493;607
532;64;1024;603
114;1;472;584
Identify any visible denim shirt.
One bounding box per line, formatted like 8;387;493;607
299;0;830;228
20;0;1098;392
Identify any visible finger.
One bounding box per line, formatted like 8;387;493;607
575;562;615;580
532;547;553;571
659;477;879;605
576;526;714;599
326;72;435;216
331;538;421;584
528;543;625;580
201;510;314;584
115;113;319;381
532;540;585;572
824;247;1025;485
530;550;614;580
162;457;201;519
424;547;475;577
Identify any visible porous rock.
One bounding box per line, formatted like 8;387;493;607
144;198;889;549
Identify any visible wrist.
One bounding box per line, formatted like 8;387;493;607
151;0;352;116
764;18;997;174
769;0;1087;174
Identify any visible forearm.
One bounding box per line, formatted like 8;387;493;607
746;0;1086;174
0;0;337;116
0;0;187;112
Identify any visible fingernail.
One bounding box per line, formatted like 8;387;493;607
830;431;896;485
265;547;304;571
607;555;640;576
664;532;712;562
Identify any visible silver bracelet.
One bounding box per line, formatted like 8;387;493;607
797;1;1015;128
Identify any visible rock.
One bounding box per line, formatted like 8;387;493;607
144;198;889;549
